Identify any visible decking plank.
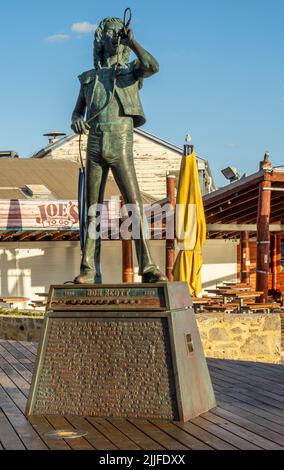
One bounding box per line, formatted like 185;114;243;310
20;341;38;355
1;341;34;373
174;421;237;450
45;415;95;450
0;345;32;383
1;341;284;452
191;416;262;450
0;408;25;450
211;374;284;412
129;419;188;450
208;359;284;388
211;406;284;447
108;419;165;450
235;360;284;375
221;359;284;381
28;415;72;451
208;362;284;392
215;391;284;427
202;411;283;450
215;397;284;436
87;417;141;450
210;369;284;405
0;356;30;397
149;421;213;450
214;389;284;424
0;386;47;450
10;340;37;362
0;366;27;413
209;365;284;403
66;416;118;450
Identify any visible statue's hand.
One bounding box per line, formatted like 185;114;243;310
71;119;90;135
119;27;134;48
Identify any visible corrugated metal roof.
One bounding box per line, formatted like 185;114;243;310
0;159;79;200
0;158;157;203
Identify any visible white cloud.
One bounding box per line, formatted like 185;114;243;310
45;34;70;42
226;143;239;149
71;21;97;33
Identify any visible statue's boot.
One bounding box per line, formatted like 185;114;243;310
74;271;97;284
142;267;168;283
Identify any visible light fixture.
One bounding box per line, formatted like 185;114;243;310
221;166;240;183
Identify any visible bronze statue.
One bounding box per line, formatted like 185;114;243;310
71;15;167;284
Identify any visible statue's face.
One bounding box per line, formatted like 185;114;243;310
103;22;123;57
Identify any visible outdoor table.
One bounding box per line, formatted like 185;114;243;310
205;288;252;294
0;297;29;308
223;293;263;311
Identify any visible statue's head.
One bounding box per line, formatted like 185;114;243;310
94;17;131;69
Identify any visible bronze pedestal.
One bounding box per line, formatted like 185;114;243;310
26;283;216;422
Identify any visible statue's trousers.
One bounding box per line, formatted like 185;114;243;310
80;124;156;279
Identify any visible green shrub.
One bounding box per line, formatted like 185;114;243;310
0;308;44;317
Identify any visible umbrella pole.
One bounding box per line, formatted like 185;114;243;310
166;174;176;281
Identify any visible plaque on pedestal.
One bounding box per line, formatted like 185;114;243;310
26;282;216;422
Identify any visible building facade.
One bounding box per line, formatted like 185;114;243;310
33;129;215;199
0;131;240;308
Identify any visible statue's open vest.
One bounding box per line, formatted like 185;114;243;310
79;62;146;128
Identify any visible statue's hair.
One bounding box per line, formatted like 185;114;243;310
93;17;131;69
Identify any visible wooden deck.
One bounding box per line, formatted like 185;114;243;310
0;339;284;451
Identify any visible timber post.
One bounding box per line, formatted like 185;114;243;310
256;153;272;302
166;174;176;281
271;232;281;293
121;197;134;283
240;231;250;284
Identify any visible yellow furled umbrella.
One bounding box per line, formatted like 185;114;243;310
172;146;206;296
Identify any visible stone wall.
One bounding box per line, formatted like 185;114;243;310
0;312;281;364
0;315;43;342
196;313;281;364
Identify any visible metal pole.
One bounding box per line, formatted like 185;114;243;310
166;175;176;281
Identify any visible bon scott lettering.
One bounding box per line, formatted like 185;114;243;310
61;288;157;298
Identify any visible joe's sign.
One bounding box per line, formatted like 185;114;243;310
36;202;79;228
0;200;79;230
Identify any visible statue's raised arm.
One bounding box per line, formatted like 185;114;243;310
118;28;160;78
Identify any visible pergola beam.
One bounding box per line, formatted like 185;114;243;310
269;173;284;183
207;223;284;232
203;172;264;207
18;231;40;241
206;188;259;217
207;192;284;224
50;230;71;241
1;231;21;241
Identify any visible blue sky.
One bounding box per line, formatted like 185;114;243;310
1;0;284;185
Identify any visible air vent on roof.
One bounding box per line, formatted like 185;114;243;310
0;151;19;158
43;131;66;144
22;184;52;199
